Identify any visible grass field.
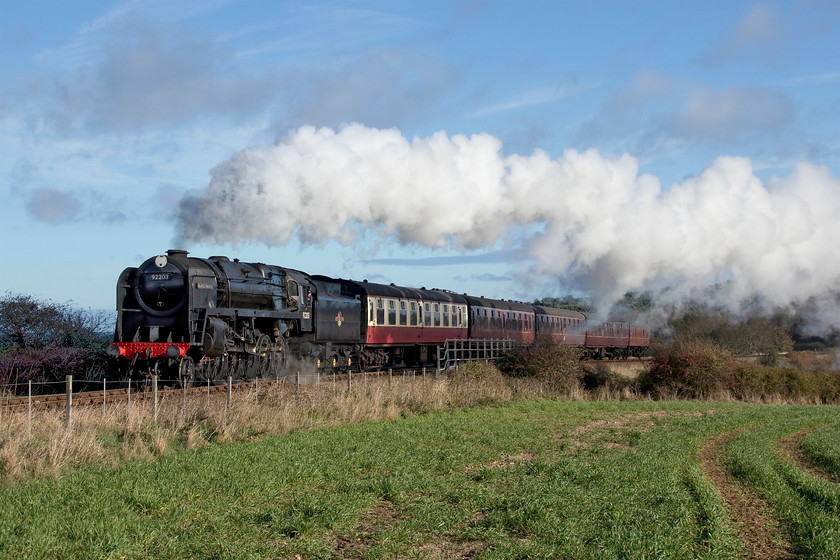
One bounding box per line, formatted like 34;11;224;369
1;395;839;559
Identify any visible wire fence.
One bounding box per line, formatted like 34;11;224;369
0;366;456;437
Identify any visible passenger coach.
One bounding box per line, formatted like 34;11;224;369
329;279;468;368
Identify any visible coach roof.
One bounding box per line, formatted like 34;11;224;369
320;277;468;304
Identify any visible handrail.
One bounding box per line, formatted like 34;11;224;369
436;338;517;371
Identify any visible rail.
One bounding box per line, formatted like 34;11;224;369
437;338;517;371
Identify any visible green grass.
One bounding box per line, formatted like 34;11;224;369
1;400;839;559
801;423;840;479
723;415;840;559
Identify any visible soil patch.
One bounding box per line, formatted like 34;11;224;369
563;410;668;450
467;451;535;471
699;430;794;560
779;429;840;484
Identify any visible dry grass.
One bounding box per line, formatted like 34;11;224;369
0;365;525;484
4;354;838;485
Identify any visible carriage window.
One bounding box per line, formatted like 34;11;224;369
399;301;407;326
376;298;385;325
369;300;375;325
388;299;396;325
434;303;441;327
410;301;418;325
424;303;432;326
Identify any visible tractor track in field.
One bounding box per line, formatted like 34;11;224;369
699;429;795;560
779;429;840;484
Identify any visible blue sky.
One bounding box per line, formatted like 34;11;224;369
1;1;838;317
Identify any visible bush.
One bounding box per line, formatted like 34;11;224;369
497;344;584;392
581;363;634;393
733;363;840;404
0;347;114;391
0;292;114;389
785;350;836;372
638;339;737;399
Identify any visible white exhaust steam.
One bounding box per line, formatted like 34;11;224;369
176;123;840;329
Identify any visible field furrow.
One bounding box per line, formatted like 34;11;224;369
699;429;795;560
780;429;840;485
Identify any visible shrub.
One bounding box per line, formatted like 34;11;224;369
497;344;584;392
733;363;840;404
0;346;113;390
638;338;737;399
785;350;836;372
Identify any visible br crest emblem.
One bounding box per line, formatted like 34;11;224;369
335;312;343;327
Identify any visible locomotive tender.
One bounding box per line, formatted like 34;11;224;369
109;250;649;384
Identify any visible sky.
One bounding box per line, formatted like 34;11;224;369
1;1;839;329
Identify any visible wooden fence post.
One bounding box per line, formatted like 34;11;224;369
153;375;159;423
65;375;72;430
28;380;32;441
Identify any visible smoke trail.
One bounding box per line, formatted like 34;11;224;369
176;123;840;325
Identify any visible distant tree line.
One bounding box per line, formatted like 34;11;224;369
0;292;114;389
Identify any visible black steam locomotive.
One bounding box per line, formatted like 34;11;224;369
109;250;649;384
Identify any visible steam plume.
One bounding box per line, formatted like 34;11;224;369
177;124;840;325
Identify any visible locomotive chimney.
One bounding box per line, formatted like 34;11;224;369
167;249;189;257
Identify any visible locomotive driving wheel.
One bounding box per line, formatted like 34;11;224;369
245;335;271;380
262;337;286;379
178;357;195;388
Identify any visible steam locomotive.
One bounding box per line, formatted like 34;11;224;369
109;250;649;384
